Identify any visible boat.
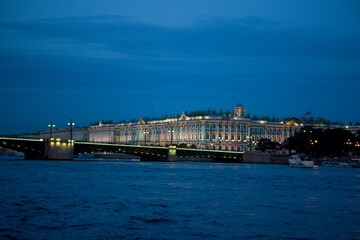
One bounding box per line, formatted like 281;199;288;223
349;158;360;168
322;161;350;167
289;154;314;168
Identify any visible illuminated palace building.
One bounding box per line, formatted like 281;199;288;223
89;104;309;151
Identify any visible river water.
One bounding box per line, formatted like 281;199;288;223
0;157;359;240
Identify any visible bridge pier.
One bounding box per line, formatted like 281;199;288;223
167;146;176;162
44;139;74;160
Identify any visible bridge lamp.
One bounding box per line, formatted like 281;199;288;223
48;121;55;139
168;129;175;145
143;131;149;145
68;119;75;141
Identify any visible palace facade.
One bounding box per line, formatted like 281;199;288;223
89;104;315;151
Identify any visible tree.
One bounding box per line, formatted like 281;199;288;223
256;139;280;152
178;143;187;148
284;127;356;157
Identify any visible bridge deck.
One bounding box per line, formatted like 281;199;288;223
0;137;243;162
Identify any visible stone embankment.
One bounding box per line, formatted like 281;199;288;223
244;151;288;164
93;153;141;159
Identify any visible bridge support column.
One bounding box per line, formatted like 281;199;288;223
45;139;74;160
167;146;176;162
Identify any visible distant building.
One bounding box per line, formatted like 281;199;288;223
90;104;359;151
14;127;89;142
89;121;115;143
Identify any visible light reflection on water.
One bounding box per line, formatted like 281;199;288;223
0;158;359;240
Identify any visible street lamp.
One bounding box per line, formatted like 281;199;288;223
143;130;149;145
68;118;75;141
218;135;221;150
168;127;175;145
48;121;55;139
247;136;252;151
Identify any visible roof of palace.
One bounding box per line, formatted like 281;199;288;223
235;103;244;108
138;118;146;125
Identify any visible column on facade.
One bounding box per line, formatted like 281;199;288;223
235;124;238;151
209;123;212;142
222;124;225;142
159;126;162;144
265;127;267;139
198;122;201;142
235;125;238;142
287;128;290;138
229;124;232;142
201;123;205;141
222;123;225;148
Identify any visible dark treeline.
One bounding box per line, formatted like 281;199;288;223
256;139;281;152
89;120;114;126
284;127;360;158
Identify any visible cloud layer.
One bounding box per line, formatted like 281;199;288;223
0;15;359;133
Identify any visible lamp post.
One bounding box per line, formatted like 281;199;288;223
218;135;221;150
143;130;149;145
48;121;55;139
68;119;75;141
247;135;252;151
168;127;174;145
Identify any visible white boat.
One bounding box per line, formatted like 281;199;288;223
349;158;360;168
289;154;314;168
322;161;350;167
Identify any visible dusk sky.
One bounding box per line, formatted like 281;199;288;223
1;0;360;134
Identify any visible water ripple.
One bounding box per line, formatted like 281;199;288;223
0;159;359;240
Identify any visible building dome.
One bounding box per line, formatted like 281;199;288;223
234;103;246;117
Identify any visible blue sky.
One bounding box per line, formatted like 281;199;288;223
0;0;359;134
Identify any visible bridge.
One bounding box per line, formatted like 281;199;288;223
0;137;243;162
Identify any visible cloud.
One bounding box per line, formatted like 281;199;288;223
0;15;359;113
1;15;360;62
